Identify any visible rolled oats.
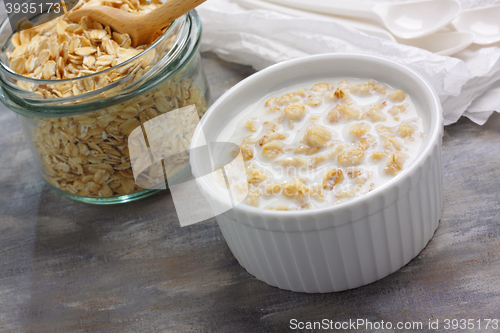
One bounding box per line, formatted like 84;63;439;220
322;169;344;190
261;140;283;159
337;147;365;166
245;119;259;132
264;182;282;195
397;121;416;139
282;177;309;201
9;0;208;198
387;90;406;103
284;103;306;121
303;125;331;148
349;123;371;136
246;188;261;206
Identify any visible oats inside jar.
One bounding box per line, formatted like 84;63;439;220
216;79;425;210
5;0;208;198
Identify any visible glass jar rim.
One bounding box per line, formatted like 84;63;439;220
0;10;202;118
0;10;184;84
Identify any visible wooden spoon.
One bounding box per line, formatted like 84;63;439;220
66;0;207;47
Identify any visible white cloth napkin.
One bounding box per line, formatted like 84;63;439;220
198;0;500;125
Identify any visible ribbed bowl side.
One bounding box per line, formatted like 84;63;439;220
215;140;443;293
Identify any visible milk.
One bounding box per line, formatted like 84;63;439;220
212;78;424;210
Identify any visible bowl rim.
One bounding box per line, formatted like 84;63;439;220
191;53;443;218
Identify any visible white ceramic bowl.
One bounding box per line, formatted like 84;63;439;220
191;54;444;293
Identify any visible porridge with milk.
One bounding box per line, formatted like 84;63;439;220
215;78;424;211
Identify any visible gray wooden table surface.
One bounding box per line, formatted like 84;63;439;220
0;52;499;333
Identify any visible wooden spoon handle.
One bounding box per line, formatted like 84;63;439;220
66;0;208;47
144;0;207;32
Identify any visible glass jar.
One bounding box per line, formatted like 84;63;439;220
0;10;210;204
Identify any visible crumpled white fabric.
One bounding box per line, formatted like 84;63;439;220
198;0;500;125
